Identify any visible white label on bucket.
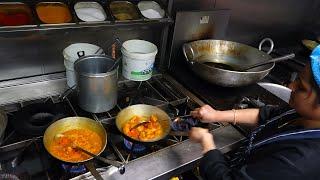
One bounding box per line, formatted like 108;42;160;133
122;57;155;81
200;16;209;24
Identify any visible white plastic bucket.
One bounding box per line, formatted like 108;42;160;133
63;43;103;87
121;39;158;81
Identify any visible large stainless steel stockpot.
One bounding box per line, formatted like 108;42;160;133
74;55;118;113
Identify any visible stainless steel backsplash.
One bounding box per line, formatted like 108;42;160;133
0;0;318;82
170;0;319;44
0;26;161;82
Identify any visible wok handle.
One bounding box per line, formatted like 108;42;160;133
182;43;195;64
259;38;274;54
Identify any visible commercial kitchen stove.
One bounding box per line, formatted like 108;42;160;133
0;72;288;180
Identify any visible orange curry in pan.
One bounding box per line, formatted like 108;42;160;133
49;129;103;162
123;115;163;141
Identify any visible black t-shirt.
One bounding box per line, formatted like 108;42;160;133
200;106;320;180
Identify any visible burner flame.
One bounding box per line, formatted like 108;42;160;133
123;139;146;153
61;164;86;174
171;116;198;131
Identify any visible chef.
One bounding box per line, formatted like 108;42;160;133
189;45;320;180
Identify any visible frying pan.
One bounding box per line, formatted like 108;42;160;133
43;117;124;178
116;104;195;143
115;104;172;143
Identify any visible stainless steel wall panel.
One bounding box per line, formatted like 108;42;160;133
215;0;317;45
0;26;162;82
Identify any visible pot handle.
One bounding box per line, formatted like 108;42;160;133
258;38;274;54
182;43;195;65
84;162;104;180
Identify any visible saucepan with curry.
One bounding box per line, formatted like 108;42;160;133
43;117;107;163
115;104;172;143
43;117;125;178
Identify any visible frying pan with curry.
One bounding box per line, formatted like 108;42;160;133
115;104;197;144
43;117;124;177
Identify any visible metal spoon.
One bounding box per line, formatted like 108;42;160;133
130;121;150;131
54;134;124;169
73;146;124;168
239;53;295;71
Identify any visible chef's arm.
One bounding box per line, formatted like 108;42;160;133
213;109;260;126
191;105;260;126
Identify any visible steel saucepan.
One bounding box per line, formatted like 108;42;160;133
43;117;107;163
183;38;284;87
116;104;172;143
43;117;125;178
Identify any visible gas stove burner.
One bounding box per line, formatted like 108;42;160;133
235;97;266;109
11;102;67;136
61;163;86;174
0;166;30;180
123;139;146;153
0;173;20;180
171;116;198;131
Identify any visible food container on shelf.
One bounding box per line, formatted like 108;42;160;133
0;2;34;26
63;43;104;88
137;1;165;19
109;1;141;21
74;2;107;22
121;39;158;81
36;2;72;24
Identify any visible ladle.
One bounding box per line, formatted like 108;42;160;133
73;146;124;168
203;53;295;71
54;134;124;168
239;53;295;71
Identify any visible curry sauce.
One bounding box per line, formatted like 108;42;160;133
49;129;102;162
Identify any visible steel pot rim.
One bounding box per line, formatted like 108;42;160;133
74;54;119;77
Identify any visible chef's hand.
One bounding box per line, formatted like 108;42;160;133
190;105;218;123
189;127;216;154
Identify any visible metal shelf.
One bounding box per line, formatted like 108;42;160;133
0;17;173;33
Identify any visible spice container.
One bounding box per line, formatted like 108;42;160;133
137;1;165;19
36;2;72;24
0;3;33;26
74;2;107;22
110;1;140;21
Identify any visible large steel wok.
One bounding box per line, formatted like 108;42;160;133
183;38;279;87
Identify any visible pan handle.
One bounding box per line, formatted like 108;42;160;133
259;38;274;54
84;162;104;180
182;43;195;65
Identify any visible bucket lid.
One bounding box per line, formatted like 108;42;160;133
63;43;104;63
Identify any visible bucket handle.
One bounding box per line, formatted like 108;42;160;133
259;38;274;54
77;51;85;58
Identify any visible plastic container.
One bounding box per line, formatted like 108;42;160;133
74;2;107;22
0;3;34;26
63;43;103;87
36;2;72;24
121;39;157;81
110;1;140;20
137;1;165;19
